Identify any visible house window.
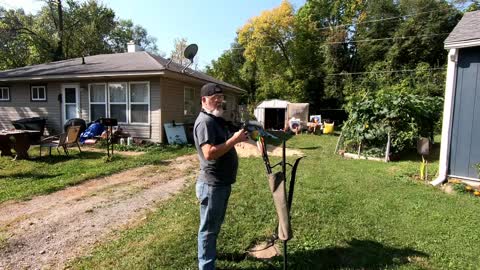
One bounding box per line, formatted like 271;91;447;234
109;83;128;123
89;82;150;124
0;87;10;101
129;82;149;124
89;83;107;121
184;87;195;116
31;85;46;101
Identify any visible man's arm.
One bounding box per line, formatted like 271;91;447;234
201;129;248;160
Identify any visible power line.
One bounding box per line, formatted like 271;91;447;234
227;32;449;51
318;8;450;31
327;33;449;45
326;67;446;76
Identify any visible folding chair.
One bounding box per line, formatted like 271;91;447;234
40;126;82;156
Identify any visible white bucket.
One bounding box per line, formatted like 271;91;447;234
119;138;126;145
127;137;133;146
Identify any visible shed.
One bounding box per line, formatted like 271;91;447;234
433;10;480;185
254;99;289;130
253;99;310;130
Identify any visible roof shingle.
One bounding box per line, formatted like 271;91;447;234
0;51;244;92
445;10;480;47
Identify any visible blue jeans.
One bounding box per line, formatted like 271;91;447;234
196;181;231;270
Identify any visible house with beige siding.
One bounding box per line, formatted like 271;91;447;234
0;45;245;143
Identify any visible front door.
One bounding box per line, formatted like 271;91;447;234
62;84;80;123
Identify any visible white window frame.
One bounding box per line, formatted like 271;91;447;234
108;82;128;124
184;86;195;116
128;81;150;125
0;87;10;101
88;81;151;125
31;85;46;101
88;83;107;122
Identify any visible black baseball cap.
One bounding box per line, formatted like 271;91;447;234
201;83;223;97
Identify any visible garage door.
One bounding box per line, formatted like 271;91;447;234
449;46;480;179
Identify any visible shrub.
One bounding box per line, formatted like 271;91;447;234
341;63;443;155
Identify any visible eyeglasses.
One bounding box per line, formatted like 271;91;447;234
206;94;224;101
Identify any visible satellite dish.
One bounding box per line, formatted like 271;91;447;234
182;44;198;72
184;44;198;62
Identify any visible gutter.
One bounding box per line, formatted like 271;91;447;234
444;39;480;49
0;71;165;82
430;48;458;186
162;69;247;94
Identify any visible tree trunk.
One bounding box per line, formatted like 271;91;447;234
54;0;64;60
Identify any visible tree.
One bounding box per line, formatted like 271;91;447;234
237;1;304;102
63;0;116;58
296;0;366;107
0;7;38;69
386;0;461;68
206;42;256;103
238;0;295;69
353;0;400;70
108;19;159;54
0;0;160;70
170;37;189;65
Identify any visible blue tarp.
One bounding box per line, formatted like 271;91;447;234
79;123;105;144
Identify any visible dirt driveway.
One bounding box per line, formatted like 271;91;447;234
0;143;301;269
0;154;199;270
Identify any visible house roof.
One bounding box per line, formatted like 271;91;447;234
445;10;480;49
0;51;245;92
256;99;290;109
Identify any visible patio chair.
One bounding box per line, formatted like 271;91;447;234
39;125;82;156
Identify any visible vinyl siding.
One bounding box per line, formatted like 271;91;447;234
160;78;242;143
449;46;480;179
0;82;62;135
1;76;243;144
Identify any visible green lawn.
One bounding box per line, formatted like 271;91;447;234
0;145;194;203
6;135;480;269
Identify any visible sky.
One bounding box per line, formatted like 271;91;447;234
0;0;306;69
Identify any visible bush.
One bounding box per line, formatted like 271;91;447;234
341;63;443;156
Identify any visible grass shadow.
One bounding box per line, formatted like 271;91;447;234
218;238;428;270
0;172;62;180
297;146;322;150
288;238;428;270
30;151;105;163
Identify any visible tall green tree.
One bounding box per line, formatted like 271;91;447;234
108;19;158;54
386;0;461;68
237;0;302;102
0;0;158;70
206;42;256;103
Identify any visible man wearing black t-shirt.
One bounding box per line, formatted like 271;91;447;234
194;83;248;270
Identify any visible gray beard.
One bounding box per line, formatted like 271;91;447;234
204;107;224;117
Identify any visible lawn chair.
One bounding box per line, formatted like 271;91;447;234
39;125;82;156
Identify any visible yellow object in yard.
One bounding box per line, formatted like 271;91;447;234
323;122;334;134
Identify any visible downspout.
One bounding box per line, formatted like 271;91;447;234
431;48;458;186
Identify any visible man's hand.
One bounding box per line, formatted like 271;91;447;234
201;129;248;160
231;129;249;144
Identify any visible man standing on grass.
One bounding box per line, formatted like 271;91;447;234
194;83;248;270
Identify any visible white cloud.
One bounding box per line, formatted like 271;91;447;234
0;0;43;14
